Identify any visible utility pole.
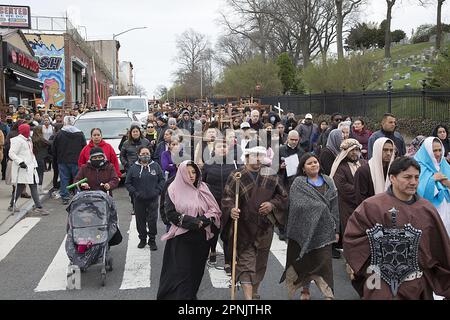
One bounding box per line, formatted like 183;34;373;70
112;26;147;96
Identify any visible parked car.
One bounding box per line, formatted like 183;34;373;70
73;110;138;174
107;95;148;125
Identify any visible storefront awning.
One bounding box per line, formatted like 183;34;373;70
4;68;43;95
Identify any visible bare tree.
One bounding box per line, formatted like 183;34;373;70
280;0;322;67
220;0;278;62
134;83;147;96
174;29;214;98
385;0;396;59
154;85;168;99
215;33;254;67
311;0;338;64
335;0;365;60
419;0;447;51
175;29;210;75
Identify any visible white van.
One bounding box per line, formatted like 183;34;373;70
107;96;148;125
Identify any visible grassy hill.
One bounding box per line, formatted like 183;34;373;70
363;42;439;90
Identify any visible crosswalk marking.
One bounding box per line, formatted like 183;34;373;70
120;216;151;290
270;233;287;266
34;235;69;292
207;243;231;289
207;233;288;289
0;218;40;262
4;217;288;293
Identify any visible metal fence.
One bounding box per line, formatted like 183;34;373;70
210;87;450;120
260;88;450;120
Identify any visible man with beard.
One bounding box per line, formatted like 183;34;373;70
354;138;395;207
222;146;288;300
330;139;366;258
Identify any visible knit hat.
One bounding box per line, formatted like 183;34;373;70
90;147;105;159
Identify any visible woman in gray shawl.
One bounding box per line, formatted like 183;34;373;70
319;128;344;175
280;153;339;300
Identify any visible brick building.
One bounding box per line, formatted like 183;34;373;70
23;17;113;110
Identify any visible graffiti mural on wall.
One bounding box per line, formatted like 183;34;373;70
25;34;65;110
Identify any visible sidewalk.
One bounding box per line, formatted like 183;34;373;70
0;171;53;236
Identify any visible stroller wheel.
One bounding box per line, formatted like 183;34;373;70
106;258;113;272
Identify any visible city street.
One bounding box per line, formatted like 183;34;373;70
0;186;359;300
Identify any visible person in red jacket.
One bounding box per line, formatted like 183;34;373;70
78;128;121;178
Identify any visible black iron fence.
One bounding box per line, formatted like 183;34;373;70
261;88;450;120
210;87;450;120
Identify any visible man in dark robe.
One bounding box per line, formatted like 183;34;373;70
354;138;395;207
222;146;288;300
344;157;450;300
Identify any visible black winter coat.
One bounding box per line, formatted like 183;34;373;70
125;161;165;201
119;137;151;171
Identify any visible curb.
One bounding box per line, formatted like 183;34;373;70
0;182;53;236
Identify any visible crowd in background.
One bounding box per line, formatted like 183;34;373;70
1;100;450;300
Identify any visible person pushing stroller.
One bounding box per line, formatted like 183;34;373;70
65;147;122;287
75;147;120;194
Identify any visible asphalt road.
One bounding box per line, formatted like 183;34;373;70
0;186;359;300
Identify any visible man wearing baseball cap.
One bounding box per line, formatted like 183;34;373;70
295;113;318;153
222;146;288;300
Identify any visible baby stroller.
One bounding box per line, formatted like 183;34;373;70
65;179;120;288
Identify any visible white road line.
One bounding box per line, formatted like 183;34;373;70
0;218;41;262
434;293;445;300
120;216;151;290
34;235;69;292
207;242;231;288
270;233;287;267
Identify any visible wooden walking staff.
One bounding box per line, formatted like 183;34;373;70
231;172;242;300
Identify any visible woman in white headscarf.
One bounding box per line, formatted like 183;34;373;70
414;137;450;237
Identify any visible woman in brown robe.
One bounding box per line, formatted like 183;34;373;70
280;153;340;300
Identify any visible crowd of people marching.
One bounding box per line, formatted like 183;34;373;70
1;101;450;300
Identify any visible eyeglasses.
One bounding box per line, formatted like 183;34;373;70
147;126;154;128
335;118;343;122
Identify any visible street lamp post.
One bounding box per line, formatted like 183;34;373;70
112;26;147;96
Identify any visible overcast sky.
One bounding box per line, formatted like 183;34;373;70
5;0;449;98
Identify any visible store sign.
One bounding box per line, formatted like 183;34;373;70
3;43;39;76
0;5;31;29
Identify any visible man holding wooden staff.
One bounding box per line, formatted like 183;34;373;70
222;146;288;300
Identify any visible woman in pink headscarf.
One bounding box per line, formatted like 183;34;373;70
157;160;221;300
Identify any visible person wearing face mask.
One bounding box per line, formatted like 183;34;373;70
74;147;119;195
8;124;48;215
120;124;151;174
125;146;165;250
